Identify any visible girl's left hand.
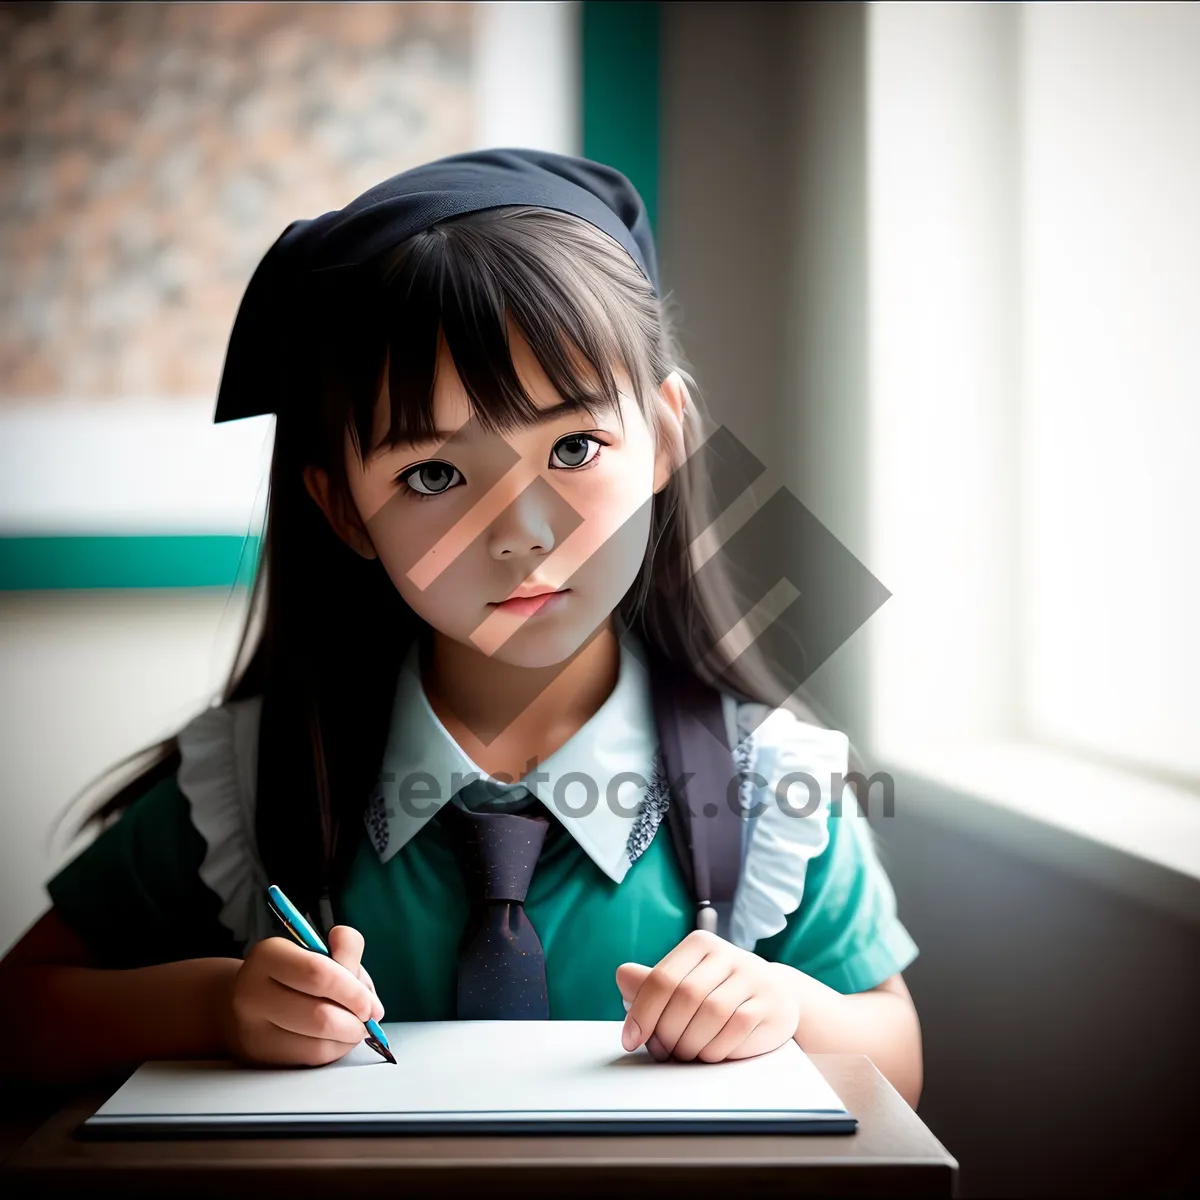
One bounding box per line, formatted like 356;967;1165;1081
615;929;802;1063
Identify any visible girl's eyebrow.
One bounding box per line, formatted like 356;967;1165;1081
386;395;611;453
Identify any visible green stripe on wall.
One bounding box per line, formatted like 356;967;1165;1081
0;536;261;591
581;0;660;233
1;6;661;591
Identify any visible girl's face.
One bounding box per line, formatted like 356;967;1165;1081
306;322;687;669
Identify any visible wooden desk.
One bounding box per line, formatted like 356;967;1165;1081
2;1054;957;1197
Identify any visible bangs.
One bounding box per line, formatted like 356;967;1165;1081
345;208;658;462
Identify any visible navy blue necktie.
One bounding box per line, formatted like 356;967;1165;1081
440;780;551;1020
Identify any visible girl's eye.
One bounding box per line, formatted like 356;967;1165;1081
396;435;605;501
550;434;604;470
397;461;462;500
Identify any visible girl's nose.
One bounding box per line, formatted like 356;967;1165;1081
486;481;558;559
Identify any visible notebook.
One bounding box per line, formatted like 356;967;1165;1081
83;1020;856;1138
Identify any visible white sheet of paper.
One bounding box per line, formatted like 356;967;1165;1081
87;1020;855;1135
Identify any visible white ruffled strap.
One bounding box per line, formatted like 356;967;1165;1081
728;701;848;952
176;695;275;954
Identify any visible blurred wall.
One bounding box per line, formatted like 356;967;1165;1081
1;0;472;400
0;589;248;954
658;3;1198;1197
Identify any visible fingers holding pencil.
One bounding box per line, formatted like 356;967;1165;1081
216;895;393;1068
220;935;372;1067
262;885;395;1065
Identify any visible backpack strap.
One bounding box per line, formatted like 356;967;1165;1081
647;653;742;940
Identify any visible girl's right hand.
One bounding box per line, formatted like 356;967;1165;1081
219;925;385;1068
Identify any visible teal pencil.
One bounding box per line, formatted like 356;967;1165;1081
265;883;396;1065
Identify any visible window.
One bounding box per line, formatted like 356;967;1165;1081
865;2;1200;875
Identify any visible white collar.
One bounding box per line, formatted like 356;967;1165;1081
367;626;661;884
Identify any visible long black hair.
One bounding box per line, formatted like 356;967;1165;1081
52;205;860;920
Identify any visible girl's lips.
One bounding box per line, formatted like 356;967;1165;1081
488;589;571;617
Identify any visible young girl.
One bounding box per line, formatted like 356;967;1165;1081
0;149;922;1105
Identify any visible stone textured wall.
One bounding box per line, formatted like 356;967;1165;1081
0;1;474;402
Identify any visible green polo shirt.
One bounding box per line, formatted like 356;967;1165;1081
46;770;916;1018
46;632;918;1016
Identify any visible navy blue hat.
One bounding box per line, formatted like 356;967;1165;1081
213;147;659;423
